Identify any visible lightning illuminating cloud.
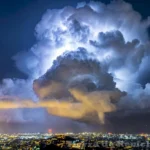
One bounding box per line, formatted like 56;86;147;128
0;0;150;131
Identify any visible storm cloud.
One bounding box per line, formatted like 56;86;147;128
0;0;150;132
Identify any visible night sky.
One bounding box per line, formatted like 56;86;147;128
0;0;150;133
0;0;149;80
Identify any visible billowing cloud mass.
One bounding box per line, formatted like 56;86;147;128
0;0;150;133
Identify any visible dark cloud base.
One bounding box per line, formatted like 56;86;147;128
1;111;150;134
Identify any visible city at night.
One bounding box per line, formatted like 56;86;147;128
0;0;150;149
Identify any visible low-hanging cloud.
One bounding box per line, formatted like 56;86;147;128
0;0;150;132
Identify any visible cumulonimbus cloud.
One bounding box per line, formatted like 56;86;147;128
0;0;150;131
